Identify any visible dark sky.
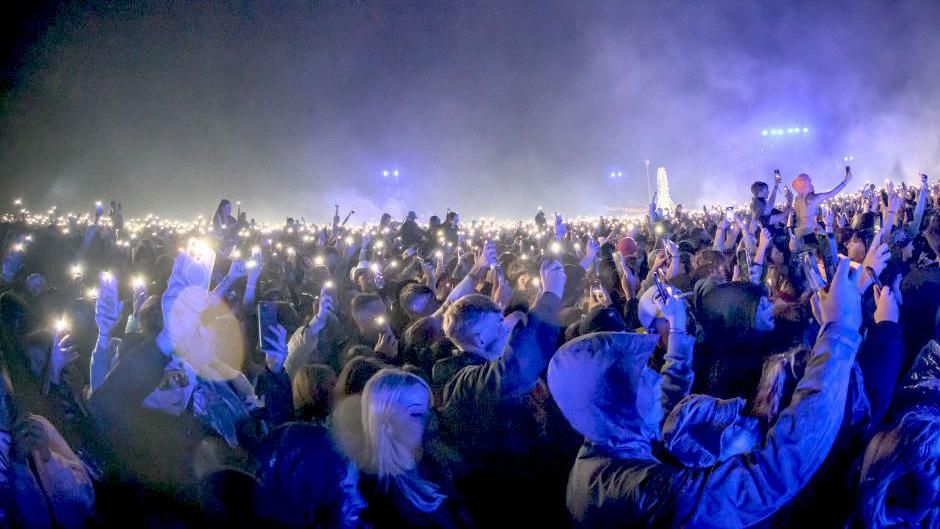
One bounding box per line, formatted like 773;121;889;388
2;0;939;222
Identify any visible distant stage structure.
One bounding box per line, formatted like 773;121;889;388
655;166;676;213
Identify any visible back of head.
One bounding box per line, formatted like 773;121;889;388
336;356;388;398
442;294;500;351
548;332;660;447
292;364;338;422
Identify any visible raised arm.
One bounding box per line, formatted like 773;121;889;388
686;259;863;528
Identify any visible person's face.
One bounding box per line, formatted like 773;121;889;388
221;202;231;217
26;274;47;297
452;214;459;226
24;343;48;379
757;187;769;200
847;237;867;263
407;293;440;319
356;271;377;293
353;301;387;335
467;312;510;360
389;384;431;452
754;296;775;332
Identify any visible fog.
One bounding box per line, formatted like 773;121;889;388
2;0;939;223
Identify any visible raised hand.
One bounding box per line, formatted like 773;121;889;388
653;288;688;334
96;272;124;337
308;291;335;336
48;333;79;385
374;328;399;359
817;258;863;329
540;259;567;298
262;324;289;373
873;284;899;324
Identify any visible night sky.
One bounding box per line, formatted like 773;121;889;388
2;0;939;222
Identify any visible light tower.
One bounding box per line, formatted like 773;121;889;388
655;166;676;212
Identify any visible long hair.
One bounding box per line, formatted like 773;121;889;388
858;407;940;528
360;369;445;513
213;199;231;226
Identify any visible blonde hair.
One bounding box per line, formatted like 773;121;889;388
361;369;445;512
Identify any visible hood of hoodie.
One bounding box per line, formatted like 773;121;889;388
548;332;660;452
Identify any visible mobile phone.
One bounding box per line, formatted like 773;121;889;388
774;169;782;183
799;251;828;291
725;207;735;222
652;269;669;302
737;249;750;278
845;165;851;176
183;239;216;294
257;301;279;354
590;279;603;298
865;267;882;288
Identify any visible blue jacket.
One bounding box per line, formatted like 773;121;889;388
552;324;862;528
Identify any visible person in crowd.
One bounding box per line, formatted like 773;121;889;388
0;171;935;528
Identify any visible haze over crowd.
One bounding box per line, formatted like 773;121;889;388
1;1;939;222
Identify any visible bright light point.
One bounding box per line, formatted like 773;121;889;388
345;236;354;245
13;198;21;206
86;288;99;299
802;127;809;133
550;241;562;254
246;259;258;269
133;276;146;289
286;247;295;255
393;170;399;177
610;172;616;178
314;255;324;266
390;260;399;268
12;243;23;252
761;130;768;136
375;316;386;326
95;201;103;207
654;225;664;234
435;250;443;258
324;280;335;289
71;264;83;277
530;278;540;288
101;271;113;283
382;170;389;177
370;263;380;273
521;253;529;260
55;318;68;334
375;240;385;249
617;172;623;177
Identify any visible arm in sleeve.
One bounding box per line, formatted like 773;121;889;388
686;324;862;528
284;325;318;380
660;333;695;416
855;321;903;432
447;292;562;403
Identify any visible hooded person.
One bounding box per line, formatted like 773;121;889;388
548;259;864;528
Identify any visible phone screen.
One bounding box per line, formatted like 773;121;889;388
258;301;279;354
725;207;735;222
652;270;669;301
799;251;828;291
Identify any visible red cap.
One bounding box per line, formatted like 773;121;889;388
617;237;639;258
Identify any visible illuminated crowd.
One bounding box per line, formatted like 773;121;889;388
2;169;940;528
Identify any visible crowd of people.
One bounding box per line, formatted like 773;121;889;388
2;168;940;528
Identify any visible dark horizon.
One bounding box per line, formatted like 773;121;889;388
2;0;939;223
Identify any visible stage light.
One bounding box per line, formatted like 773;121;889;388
802;128;809;133
393;170;399;177
610;172;616;178
382;170;389;177
617;172;623;177
761;130;768;136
